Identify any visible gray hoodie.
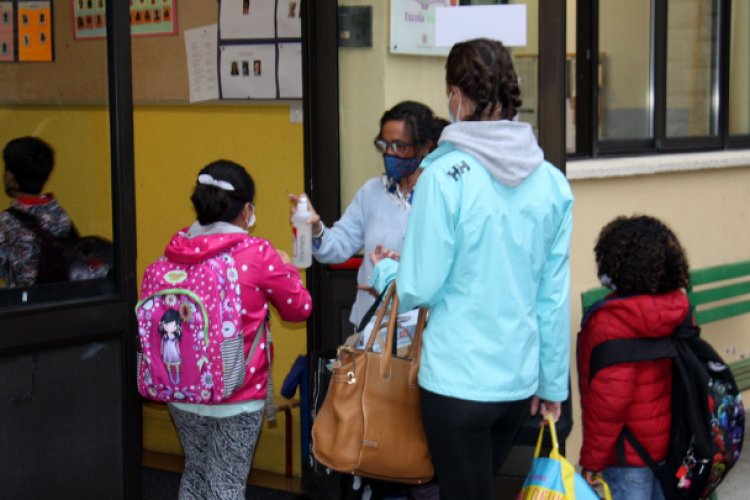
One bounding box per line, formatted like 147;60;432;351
438;119;544;187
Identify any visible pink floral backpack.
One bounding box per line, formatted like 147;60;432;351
136;241;257;404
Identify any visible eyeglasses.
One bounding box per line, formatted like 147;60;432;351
373;138;414;155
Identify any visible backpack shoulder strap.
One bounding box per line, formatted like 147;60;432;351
618;426;661;471
589;337;676;383
244;315;277;424
6;207;79;242
6;207;53;239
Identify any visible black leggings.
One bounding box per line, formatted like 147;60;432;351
420;388;531;500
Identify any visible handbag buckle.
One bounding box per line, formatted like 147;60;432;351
346;371;356;384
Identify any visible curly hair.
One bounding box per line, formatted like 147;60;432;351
594;215;690;296
445;38;522;121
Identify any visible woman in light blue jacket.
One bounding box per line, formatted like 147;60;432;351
369;38;574;500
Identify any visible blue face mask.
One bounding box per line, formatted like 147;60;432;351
383;154;421;182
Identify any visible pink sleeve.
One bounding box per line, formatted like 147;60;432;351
255;243;312;322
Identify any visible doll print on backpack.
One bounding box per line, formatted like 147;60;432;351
158;308;182;385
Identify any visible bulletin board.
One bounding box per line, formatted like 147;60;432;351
0;1;243;103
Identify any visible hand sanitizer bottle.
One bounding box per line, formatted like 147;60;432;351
292;195;313;268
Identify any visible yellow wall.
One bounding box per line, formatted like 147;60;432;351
0;106;112;237
1;104;307;475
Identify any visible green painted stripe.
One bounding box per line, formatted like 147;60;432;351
689;260;750;286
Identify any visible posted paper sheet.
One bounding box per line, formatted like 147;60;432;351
185;24;220;103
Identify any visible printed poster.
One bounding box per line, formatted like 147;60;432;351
18;1;52;61
390;0;457;56
72;0;177;40
0;1;15;61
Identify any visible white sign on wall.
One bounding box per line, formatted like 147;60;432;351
390;2;527;57
435;5;527;48
390;0;456;56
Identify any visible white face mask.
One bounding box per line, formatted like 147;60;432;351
448;89;462;123
245;204;256;228
599;273;616;290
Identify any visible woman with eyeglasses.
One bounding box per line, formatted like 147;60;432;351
290;101;447;331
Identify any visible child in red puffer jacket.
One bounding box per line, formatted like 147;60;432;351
578;215;691;500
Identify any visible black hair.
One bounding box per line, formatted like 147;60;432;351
190;160;255;225
3;136;55;194
445;38;522;121
595;215;691;296
158;308;182;340
379;101;447;151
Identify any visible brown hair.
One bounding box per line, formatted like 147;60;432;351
445;38;522;121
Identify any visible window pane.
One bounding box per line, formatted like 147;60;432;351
0;2;114;305
566;0;576;153
729;0;749;135
666;0;719;137
598;1;653;141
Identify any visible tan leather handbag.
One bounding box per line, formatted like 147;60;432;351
311;283;434;484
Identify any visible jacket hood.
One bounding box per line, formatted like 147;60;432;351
586;290;690;339
164;221;250;264
437;120;544;186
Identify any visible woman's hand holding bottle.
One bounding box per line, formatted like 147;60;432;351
289;193;323;236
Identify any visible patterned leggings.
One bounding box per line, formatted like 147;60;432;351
168;405;264;500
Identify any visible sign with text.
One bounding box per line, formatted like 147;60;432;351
390;0;456;56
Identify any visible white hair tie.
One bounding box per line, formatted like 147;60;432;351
198;173;235;191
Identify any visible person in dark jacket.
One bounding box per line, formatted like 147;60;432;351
578;214;691;500
1;136;75;287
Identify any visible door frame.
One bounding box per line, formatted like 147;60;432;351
0;1;139;497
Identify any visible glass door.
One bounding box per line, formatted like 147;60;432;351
0;2;139;498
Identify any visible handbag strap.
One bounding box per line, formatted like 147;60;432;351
364;281;396;352
362;281;429;384
408;308;428;386
356;285;390;333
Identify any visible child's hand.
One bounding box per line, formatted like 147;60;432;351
277;249;291;264
581;468;601;487
369;244;400;265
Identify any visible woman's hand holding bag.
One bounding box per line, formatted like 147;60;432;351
518;414;611;500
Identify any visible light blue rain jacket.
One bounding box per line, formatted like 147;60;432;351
370;120;574;403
